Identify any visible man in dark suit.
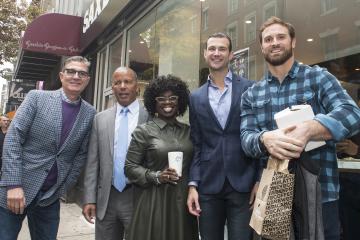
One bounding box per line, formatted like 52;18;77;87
82;67;148;240
187;32;259;240
0;56;96;240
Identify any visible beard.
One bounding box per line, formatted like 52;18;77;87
264;46;293;66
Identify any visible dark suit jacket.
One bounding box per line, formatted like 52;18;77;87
189;73;258;194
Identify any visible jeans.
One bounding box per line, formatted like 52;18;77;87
323;200;340;240
199;179;252;240
0;191;60;240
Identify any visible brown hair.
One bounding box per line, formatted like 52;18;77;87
259;16;295;44
205;32;232;52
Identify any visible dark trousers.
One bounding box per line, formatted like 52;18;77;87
0;191;60;240
339;174;360;240
199;180;252;240
323;200;340;240
95;186;133;240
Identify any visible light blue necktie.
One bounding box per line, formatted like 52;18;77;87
114;107;129;192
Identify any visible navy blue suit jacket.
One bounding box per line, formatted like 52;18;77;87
189;73;258;194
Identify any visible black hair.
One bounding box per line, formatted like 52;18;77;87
143;75;190;117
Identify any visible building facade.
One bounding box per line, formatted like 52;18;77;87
25;0;359;111
79;0;360;112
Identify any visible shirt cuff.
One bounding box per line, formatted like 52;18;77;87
188;181;198;187
314;114;349;141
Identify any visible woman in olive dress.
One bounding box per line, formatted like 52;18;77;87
124;75;199;240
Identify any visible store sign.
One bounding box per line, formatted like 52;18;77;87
80;0;130;51
83;0;110;33
24;40;80;55
8;82;37;104
22;13;81;56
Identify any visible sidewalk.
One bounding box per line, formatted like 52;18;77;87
18;202;95;240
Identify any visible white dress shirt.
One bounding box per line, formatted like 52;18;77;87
114;99;140;153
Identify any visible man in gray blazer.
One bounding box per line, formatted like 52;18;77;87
0;56;96;240
82;67;148;240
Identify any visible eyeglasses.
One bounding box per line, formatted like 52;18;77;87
64;69;89;78
155;95;179;103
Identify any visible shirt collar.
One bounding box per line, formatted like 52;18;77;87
116;99;139;115
207;70;233;87
60;88;81;105
265;61;300;82
152;117;182;129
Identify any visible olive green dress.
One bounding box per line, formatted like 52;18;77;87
125;117;199;240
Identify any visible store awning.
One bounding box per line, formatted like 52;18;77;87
14;13;82;80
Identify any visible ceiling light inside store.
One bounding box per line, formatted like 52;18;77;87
245;20;252;24
355;68;360;71
140;41;144;44
306;38;314;42
128;50;132;53
200;0;205;2
299;62;303;64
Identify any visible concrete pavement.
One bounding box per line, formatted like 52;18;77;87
18;202;95;240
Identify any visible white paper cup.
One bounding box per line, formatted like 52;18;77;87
168;151;183;176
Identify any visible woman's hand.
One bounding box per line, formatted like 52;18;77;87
158;168;179;184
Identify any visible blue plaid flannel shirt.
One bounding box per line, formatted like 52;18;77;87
240;61;360;203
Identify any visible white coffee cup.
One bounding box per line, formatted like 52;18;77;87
168;151;183;177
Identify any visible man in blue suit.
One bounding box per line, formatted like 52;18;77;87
0;56;96;240
187;33;259;240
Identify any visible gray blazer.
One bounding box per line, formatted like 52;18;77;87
0;90;96;208
83;102;148;220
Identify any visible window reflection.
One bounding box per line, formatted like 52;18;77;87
199;0;360;88
108;37;123;88
127;0;201;93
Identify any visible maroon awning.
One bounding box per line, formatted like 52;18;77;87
22;13;82;56
14;13;82;80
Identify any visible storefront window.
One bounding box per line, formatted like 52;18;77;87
94;48;107;110
127;0;201;98
107;36;123;88
127;11;157;82
321;0;337;15
199;0;360;98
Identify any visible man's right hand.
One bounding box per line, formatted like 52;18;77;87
262;126;304;160
82;203;96;224
7;187;26;214
187;186;201;217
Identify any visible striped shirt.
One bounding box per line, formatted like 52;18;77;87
240;61;360;202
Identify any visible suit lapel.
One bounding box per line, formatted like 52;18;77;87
224;73;242;130
51;90;63;151
137;104;148;125
108;106;117;158
200;84;223;130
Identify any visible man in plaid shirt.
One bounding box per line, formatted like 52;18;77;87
240;17;360;240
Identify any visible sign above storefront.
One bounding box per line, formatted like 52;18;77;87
83;0;110;34
81;0;131;51
22;13;81;56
